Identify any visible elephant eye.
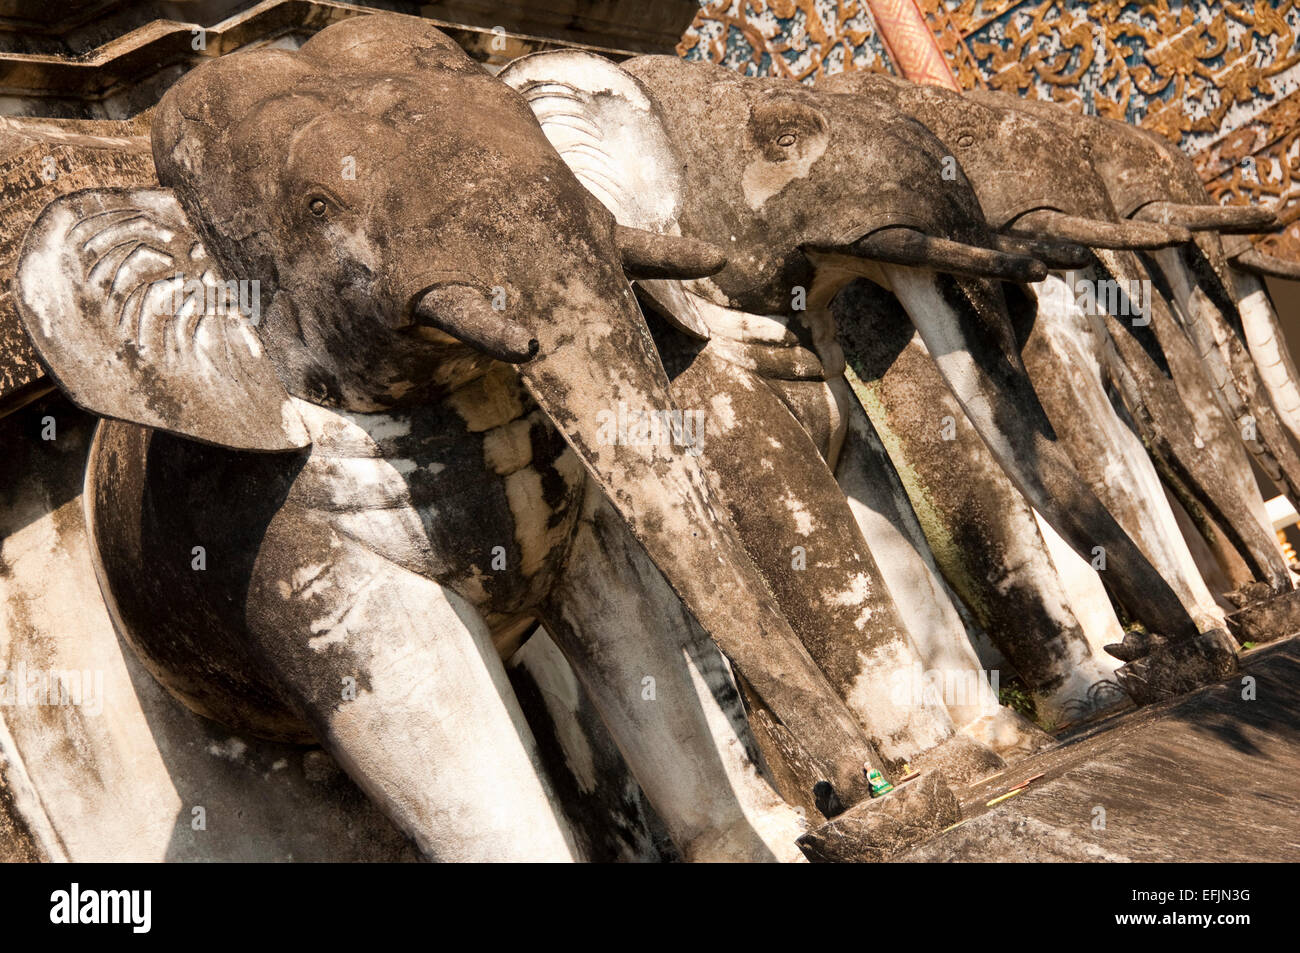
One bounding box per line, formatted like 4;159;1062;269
776;132;797;147
308;197;328;218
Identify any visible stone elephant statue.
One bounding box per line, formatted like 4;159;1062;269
500;50;1060;785
501;51;1235;719
820;74;1225;639
966;89;1297;604
13;15;918;861
818;72;1265;696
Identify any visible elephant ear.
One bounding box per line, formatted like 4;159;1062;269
499;50;711;339
14;187;310;451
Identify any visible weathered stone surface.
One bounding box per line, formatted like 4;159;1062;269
797;773;960;863
909;732;1007;787
1114;629;1239;706
422;0;699;54
838;284;1124;723
0;1;688;59
506;627;677;863
0;117;155;417
9;15;830;861
3;4;1291;865
0;2;644;121
1225;588;1300;645
900;637;1300;862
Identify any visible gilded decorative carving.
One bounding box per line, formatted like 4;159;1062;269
924;0;1300;252
942;2;1299;155
678;1;895;80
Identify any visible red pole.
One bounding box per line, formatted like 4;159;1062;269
863;0;960;91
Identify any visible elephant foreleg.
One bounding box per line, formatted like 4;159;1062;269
1145;244;1300;509
834;286;1124;725
666;344;1005;784
539;485;807;862
244;527;581;862
887;267;1200;642
1023;274;1227;632
1094;249;1290;592
1233;266;1300;447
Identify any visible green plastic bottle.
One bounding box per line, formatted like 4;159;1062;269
866;768;894;798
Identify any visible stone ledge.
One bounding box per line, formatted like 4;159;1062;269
796;773;960;863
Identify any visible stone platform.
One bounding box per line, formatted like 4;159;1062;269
897;636;1300;862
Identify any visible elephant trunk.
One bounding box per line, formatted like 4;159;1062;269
413;285;539;363
1233;247;1300;281
1133;201;1279;234
1009;209;1190;249
838;227;1046;283
513;271;880;812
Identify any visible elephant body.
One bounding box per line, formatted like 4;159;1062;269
88;386;805;861
87;370;582;743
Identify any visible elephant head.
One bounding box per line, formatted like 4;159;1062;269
822;73;1196;253
501;52;1205;653
15;16;895;857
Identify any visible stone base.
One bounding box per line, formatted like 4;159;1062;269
796;773;960;862
1114;628;1238;706
897;637;1300;862
1225;588;1300;645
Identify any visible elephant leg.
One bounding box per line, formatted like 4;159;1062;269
1030;513;1127;658
1233;265;1300;446
539;484;806;862
835;286;1123;725
1023;275;1226;631
1163;483;1252;608
666;344;1004;783
243;524;581;862
506;627;678;862
1146;244;1300;508
827;375;1052;760
884;267;1200;643
1094;250;1291;592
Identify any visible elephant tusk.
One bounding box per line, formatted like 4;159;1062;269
1132;201;1281;234
412;284;539;364
993;233;1092;269
616;224;727;280
1009;209;1191;249
1232;248;1300;281
838;227;1047;283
